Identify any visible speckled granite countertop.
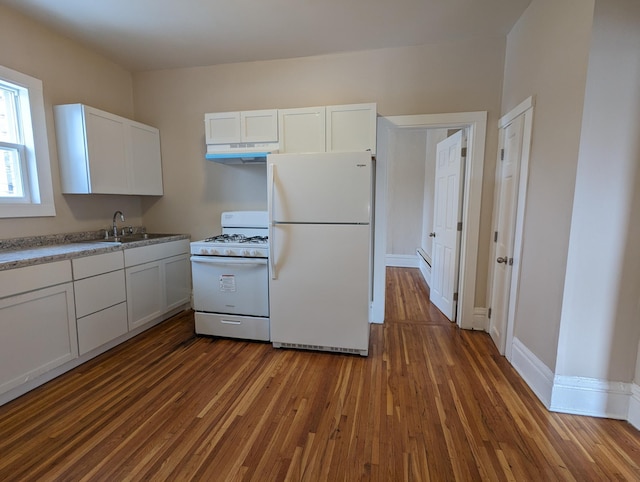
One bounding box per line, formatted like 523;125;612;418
0;231;190;271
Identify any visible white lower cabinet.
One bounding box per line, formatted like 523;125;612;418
125;240;190;331
72;251;127;355
125;260;163;330
0;261;77;396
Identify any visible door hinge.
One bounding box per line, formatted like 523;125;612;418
461;147;467;158
494;231;498;243
500;148;505;161
488;307;492;319
457;222;463;232
453;292;458;302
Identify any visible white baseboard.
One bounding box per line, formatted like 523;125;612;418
418;259;431;287
385;254;418;268
510;337;638;424
628;384;640;429
510;337;554;408
550;376;631;420
472;308;488;331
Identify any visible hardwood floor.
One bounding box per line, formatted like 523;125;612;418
1;267;639;481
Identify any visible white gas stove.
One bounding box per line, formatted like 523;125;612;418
190;211;270;341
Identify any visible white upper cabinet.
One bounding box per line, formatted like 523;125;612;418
205;109;278;144
278;103;377;155
278;107;326;154
326;103;377;155
54;104;164;195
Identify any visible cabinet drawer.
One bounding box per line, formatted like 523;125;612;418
72;251;124;280
195;312;270;341
0;260;71;299
124;239;189;267
74;270;126;318
77;302;128;355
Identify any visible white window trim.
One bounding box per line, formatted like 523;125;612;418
0;65;55;218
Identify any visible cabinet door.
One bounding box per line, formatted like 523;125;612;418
278;107;326;153
85;107;129;194
0;283;77;396
326;103;377;155
126;261;164;330
164;254;191;311
129;123;164;195
240;109;278;143
205;112;241;144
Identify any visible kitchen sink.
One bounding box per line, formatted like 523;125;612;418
85;233;175;244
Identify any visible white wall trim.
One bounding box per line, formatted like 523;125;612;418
550;376;631;420
510;337;553;408
377;112;487;330
473;308;488;331
628;384;640;430
385;254;419;268
418;258;431;288
510;337;639;424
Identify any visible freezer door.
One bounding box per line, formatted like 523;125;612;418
268;152;371;224
269;223;370;354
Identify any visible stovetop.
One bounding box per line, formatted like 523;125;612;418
203;234;268;244
190;233;269;258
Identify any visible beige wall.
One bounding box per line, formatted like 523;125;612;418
556;0;640;383
0;6;143;239
386;129;427;257
134;40;506;307
501;0;595;371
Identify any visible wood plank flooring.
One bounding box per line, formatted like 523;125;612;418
0;267;639;480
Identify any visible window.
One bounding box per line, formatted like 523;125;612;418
0;65;55;218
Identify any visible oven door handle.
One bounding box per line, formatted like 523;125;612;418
190;256;267;266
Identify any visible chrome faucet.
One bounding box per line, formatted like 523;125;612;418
112;211;125;237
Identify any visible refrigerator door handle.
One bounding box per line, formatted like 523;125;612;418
268;163;277;280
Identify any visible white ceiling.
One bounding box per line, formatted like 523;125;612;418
2;0;531;72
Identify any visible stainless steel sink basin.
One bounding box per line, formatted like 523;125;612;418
88;233;175;244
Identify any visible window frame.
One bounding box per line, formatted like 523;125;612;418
0;65;55;218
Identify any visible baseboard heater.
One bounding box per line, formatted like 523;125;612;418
417;248;432;267
273;342;368;357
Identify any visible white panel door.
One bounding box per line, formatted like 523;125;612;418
326;103;377;154
278;107;326;153
489;115;524;354
129;123;163;195
429;130;465;321
204;112;241;144
240;109;278;143
126;261;163;330
85;109;128;194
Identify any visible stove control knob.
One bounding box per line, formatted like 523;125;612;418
243;249;252;256
251;250;260;257
224;248;234;256
200;248;208;255
210;248;219;255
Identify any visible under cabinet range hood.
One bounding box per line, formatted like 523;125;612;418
205;143;279;164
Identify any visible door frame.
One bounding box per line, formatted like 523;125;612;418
372;111;487;330
488;97;534;360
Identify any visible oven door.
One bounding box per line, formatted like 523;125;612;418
190;256;269;317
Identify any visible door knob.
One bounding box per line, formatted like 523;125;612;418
496;256;508;264
429;232;436;238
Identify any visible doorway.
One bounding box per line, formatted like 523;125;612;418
487;97;534;359
371;112;487;330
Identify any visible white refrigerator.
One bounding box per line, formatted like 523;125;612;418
267;151;372;356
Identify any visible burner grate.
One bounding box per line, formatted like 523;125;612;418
204;234;268;244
